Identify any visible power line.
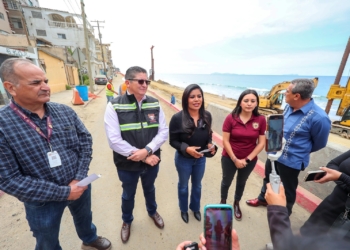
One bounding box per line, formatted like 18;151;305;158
65;0;79;14
73;0;81;13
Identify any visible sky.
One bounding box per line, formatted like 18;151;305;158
38;0;350;76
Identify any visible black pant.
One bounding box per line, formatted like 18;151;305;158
257;159;300;215
221;156;256;201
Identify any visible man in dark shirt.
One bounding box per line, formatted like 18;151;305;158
0;58;111;250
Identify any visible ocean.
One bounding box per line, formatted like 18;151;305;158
156;73;349;121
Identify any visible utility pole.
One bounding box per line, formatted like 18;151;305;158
91;20;107;76
325;37;350;114
80;0;94;93
150;45;155;80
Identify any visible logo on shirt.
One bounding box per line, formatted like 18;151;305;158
252;122;259;129
148;114;157;123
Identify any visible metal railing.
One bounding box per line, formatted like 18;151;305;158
47;21;94;32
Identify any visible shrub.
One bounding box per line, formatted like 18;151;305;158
65;85;72;90
84;79;90;85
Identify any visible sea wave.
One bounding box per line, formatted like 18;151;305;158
195;82;247;90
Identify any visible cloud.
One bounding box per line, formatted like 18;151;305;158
39;0;350;74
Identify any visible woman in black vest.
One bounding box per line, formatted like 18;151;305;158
169;84;217;223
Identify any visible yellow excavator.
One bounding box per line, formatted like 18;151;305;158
258;77;319;115
325;37;350;139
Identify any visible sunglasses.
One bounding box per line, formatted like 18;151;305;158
128;79;151;85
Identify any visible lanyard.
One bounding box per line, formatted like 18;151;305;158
9;101;53;150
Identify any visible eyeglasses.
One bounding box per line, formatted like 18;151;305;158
128;79;151;85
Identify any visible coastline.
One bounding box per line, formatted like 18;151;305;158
149;80;238;110
149;79;350;149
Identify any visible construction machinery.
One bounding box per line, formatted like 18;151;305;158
258;77;319;115
325;37;350;139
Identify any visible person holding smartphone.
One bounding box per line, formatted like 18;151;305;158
220;89;266;221
299;150;350;240
265;182;349;250
247;79;331;216
169;84;217;224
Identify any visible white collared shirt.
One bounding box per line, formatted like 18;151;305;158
104;92;168;156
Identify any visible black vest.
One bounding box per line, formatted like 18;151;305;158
111;94;161;171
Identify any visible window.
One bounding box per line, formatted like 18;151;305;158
6;0;19;10
31;11;42;19
57;33;66;39
36;29;47;36
10;18;23;29
28;0;33;6
0;12;4;20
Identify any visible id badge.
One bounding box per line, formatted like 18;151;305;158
47;151;62;168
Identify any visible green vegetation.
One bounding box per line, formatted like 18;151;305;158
65;85;72;90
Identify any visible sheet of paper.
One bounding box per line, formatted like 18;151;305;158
76;173;101;186
199;145;215;154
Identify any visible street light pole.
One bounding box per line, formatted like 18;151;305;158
150;45;154;80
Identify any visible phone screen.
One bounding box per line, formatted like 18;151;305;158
204;206;233;250
266;115;284;152
304;171;326;182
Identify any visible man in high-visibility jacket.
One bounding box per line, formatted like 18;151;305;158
105;78;118;103
104;66;168;243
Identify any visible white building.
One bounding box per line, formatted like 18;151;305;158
17;0;39;7
21;5;102;76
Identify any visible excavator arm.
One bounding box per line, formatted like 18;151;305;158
258;77;318;113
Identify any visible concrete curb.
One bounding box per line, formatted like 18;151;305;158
149;89;322;213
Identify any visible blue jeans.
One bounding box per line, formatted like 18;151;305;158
106;95;114;103
175;151;206;213
117;165;159;224
24;185;97;250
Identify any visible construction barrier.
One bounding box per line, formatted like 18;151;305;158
71;89;84;105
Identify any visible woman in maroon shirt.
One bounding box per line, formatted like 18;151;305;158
220;89;266;221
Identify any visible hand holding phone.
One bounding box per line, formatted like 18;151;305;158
304;170;326;182
199;144;215;154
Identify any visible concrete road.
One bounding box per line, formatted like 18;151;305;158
0;76;311;250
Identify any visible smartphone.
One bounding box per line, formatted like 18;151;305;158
304;170;326;182
265;114;284;152
183;242;199;250
204;204;233;250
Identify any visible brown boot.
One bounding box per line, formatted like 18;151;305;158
234;200;242;221
220;199;226;204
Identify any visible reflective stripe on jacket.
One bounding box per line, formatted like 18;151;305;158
111;94;160;171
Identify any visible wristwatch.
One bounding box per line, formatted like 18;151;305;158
145;146;153;156
245;158;251;163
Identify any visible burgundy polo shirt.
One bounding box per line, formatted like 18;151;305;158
222;114;266;161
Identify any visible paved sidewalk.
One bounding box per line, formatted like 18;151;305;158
0;76;312;250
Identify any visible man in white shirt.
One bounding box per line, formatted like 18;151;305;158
104;66;168;244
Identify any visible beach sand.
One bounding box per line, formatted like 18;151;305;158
149;79;350;149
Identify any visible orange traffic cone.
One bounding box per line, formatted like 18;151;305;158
71;89;84;105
